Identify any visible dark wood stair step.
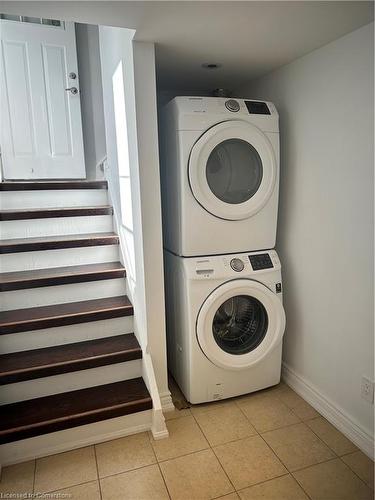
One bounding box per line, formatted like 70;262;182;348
0;232;119;254
0;334;141;385
0;295;133;335
0;378;152;444
0;206;113;221
0;181;107;191
0;262;126;292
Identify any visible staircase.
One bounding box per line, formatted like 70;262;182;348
0;180;154;464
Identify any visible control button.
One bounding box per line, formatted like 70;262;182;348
225;99;240;112
230;258;245;272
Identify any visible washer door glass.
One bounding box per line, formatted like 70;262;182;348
213;295;268;354
196;279;285;370
206;139;263;205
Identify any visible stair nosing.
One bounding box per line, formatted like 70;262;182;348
0;378;152;444
0;262;126;291
0;181;108;191
0;206;113;221
0;295;133;335
0;232;119;254
0;334;142;384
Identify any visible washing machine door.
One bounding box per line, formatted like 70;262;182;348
189;120;277;220
196;279;285;370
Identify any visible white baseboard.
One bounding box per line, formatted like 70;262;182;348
159;391;175;412
0;410;152;467
282;362;374;460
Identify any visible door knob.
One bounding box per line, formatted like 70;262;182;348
65;87;78;95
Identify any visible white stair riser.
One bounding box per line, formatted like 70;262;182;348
1;279;127;311
1;216;113;239
0;316;134;354
0;360;142;404
0;190;108;210
0;245;119;272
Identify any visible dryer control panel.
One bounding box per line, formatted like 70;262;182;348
248;253;274;270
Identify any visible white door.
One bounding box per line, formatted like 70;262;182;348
189;121;276;220
196;279;285;370
0;19;85;179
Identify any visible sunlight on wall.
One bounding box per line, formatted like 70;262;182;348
112;61;133;230
112;60;136;282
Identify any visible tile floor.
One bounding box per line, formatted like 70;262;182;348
0;383;373;499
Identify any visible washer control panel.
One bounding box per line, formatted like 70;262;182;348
249;253;274;271
230;258;245;272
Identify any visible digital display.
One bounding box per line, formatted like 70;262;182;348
245;101;271;115
249;253;274;270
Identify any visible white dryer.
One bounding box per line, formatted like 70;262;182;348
164;249;286;404
160;96;280;256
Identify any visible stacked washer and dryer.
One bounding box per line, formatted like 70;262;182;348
160;96;286;404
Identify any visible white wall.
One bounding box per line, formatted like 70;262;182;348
75;23;106;179
99;26;169;402
237;23;374;450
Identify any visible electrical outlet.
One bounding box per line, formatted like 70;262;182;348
361;376;374;404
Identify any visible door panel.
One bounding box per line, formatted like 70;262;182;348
2;40;35;157
0;20;85;179
42;44;72;156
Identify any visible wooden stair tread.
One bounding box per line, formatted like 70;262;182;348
0;334;141;385
0;181;107;191
0;295;133;335
0;378;152;444
0;262;126;291
0;206;113;221
0;232;119;254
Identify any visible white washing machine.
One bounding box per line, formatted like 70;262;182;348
164;249;286;404
160;96;280;256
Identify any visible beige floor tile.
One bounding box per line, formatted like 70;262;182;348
101;464;169;500
95;432;156;477
291;400;320;420
293;458;372;500
160;448;233;499
276;387;306;408
150;415;209;461
0;460;35;495
216;494;240;500
52;480;101;499
190;398;235;416
195;404;257;446
164;407;192;421
214;435;287;490
34;446;97;493
342;451;374;489
238;474;309;499
235;389;277;405
237;391;300;432
306;417;358;456
262;422;335;471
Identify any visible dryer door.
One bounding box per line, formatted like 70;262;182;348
196;279;285;370
189;120;277;220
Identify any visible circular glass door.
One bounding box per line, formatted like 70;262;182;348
189;121;277;220
213;295;268;355
197;280;285;370
206;139;263;205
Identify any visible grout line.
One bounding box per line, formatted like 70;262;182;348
45;479;100;496
93;445;103;500
32;459;36;494
190;410;237;495
148;430;172;500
